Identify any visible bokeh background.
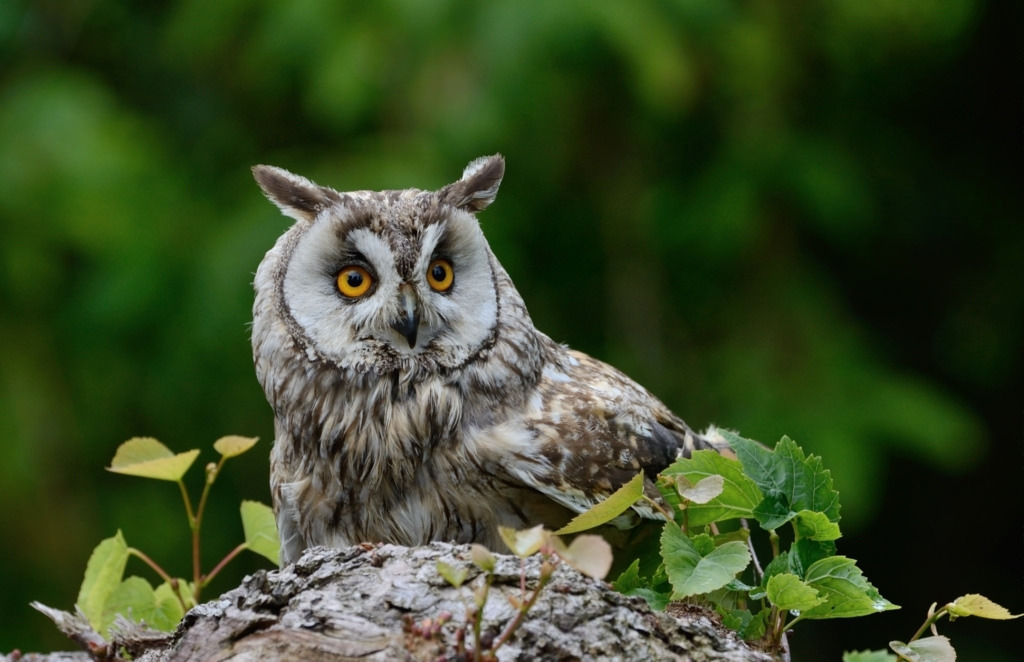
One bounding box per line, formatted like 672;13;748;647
1;1;1020;658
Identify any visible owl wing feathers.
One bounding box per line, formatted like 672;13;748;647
503;347;728;527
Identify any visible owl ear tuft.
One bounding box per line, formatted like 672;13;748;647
441;154;505;212
252;165;340;223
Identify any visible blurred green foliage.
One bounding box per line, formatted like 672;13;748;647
1;1;1019;658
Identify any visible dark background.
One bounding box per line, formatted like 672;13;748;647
1;2;1020;659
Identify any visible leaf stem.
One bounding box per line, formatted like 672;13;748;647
770;607;792;649
127;547;188;612
640;495;676;523
194;460;222;535
472;573;492;660
181;479;202;600
909;605;949;643
177;479;196;529
454;618;466;658
782;612;805;633
176;477;199;595
741;520;764;584
490;563;552;654
202;542;247;588
189;457;226;602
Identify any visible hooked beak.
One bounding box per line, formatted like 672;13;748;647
391;285;420;348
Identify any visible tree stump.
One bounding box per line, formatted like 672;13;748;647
15;543;774;662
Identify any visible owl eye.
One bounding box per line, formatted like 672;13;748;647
336;265;373;298
426;258;454;292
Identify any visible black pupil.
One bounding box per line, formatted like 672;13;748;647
346;271;363;288
432;264;447;281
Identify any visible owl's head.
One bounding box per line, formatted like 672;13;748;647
252;155;506;374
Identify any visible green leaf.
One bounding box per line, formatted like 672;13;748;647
712;528;750;546
100;576;190;634
801;556;899;619
721;431;840;530
760;551;790;588
720;609;751;634
499;524;549;557
794;509;842;541
843;651;898;662
76;531;130;632
171;579;197;610
660;450;763;527
107;437;200;482
613;561;673;611
744;608;770;640
751;491;793;530
765;573;826;612
101;576;156;634
721;607;769;641
625;587;673;611
213;435;259;458
151;582;186;631
724;577;757;592
691;532;715;555
555;471;644;535
789;538;837;579
706;584;751;610
240;500;280;566
889;636;956;662
661;524;751;599
718;430;778;491
947;593;1022;620
613;559;643;593
771;436;842;520
436;560;468;588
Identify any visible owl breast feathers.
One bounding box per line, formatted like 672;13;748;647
251;154;731;564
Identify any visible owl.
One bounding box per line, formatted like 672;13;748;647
252;155;730;564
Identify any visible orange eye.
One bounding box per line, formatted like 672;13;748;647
336;265;372;298
426;258;454;292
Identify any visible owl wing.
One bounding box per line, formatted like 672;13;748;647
503;349;731;524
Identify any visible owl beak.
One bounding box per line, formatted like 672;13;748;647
391;286;420;348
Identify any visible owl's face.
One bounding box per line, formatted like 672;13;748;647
254;156;506;374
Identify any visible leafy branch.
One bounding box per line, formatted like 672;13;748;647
844;594;1021;662
558;430;1018;660
68;436;280;636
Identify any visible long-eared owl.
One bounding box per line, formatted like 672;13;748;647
251;155;730;564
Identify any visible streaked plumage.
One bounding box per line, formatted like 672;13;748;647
251;155;730;564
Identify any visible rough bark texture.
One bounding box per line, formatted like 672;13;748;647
12;543;774;662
